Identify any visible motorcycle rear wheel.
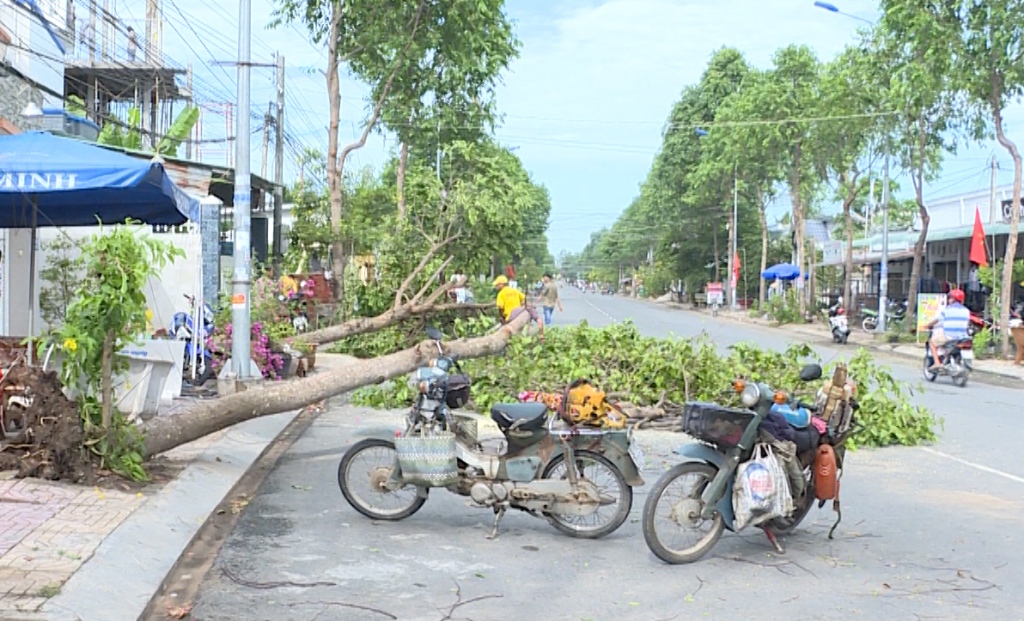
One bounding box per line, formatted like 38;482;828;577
540;450;632;539
338;438;426;521
642;463;724;564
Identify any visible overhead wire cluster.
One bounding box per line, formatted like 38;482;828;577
13;0;334;174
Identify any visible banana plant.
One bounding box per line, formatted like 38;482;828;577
156;105;199;157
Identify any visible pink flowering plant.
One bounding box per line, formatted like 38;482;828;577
206;320;285;380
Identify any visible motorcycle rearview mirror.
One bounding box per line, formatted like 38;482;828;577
425;326;443;341
799;364;823;382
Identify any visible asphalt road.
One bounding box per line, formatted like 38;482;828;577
189;287;1024;621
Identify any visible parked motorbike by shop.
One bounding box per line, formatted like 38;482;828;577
170;294;216;386
641;363;858;564
279;280;315;333
338;327;645;540
923;331;973;387
860;299;907;332
826;301;850;344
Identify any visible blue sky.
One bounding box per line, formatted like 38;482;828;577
106;0;1024;255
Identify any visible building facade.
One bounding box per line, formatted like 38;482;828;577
822;184;1024;310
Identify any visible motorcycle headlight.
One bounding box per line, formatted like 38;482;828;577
740;383;761;408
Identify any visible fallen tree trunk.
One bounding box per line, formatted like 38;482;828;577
141;313;530;457
302;302;492;346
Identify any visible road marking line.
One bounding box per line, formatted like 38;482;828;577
919;447;1024;485
582;297;616;322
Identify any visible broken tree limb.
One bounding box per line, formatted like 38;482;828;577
300;302;492;346
140;312;531;457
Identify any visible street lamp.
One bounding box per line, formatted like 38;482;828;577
813;1;875;25
694;127;739;310
812;1;889;331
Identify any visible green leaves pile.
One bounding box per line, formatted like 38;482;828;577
352;321;939;448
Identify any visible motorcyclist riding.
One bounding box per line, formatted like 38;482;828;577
926;288;970;370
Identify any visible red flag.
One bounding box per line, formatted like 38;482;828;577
970;207;988;266
734;252;741;272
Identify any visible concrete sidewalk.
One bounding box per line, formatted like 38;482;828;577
0;410;299;621
659;300;1024;381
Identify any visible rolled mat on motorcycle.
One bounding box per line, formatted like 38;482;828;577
337;327;645;540
641;363;859;564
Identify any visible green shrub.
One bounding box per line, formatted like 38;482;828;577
352;321;940;448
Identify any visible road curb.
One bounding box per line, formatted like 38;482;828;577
37;409;304;621
655;300;1023;382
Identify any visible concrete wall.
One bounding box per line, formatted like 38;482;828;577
2;224;215;338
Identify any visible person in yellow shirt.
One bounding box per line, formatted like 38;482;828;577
493;275;524;321
493;276;544;340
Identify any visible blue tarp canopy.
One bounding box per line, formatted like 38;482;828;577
0;132;200;360
0;131;198;227
761;263;807;281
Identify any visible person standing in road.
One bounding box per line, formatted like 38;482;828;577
537;272;562;326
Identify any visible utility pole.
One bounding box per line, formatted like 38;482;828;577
731;165;739;310
273;54;285;272
879;142;890;333
260;102;272;178
990;156;998;263
185;65;193;160
231;0;253;378
867;173;874;235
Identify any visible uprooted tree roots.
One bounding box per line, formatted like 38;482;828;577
0;364;92;482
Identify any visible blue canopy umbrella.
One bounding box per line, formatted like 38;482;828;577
761;263;807;281
0;131;198;226
0;132;200;360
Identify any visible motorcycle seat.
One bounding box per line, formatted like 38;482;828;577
490;402;549;431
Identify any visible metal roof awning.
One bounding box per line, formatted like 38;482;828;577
93;143;276;210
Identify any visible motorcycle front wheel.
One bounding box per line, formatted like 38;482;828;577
338;438;426;521
862;317;877;332
922;355;938;382
642;463;724;564
540;450;632;539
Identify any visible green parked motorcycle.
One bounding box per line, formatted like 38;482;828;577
337;327;645;539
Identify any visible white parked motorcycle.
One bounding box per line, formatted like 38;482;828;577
827;301;850;344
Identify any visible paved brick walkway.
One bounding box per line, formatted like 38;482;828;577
0;479;143;616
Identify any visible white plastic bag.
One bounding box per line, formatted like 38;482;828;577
732;443;793;530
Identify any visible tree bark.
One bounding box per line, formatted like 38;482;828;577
326;0;428;301
326;1;344;302
712;219;720;281
397;141;409;220
993;88;1022;353
100;330;113;430
791;142;806;315
905;116;930;333
141;312;531;457
841;171;856;312
759;202;768;309
301;302;491;346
